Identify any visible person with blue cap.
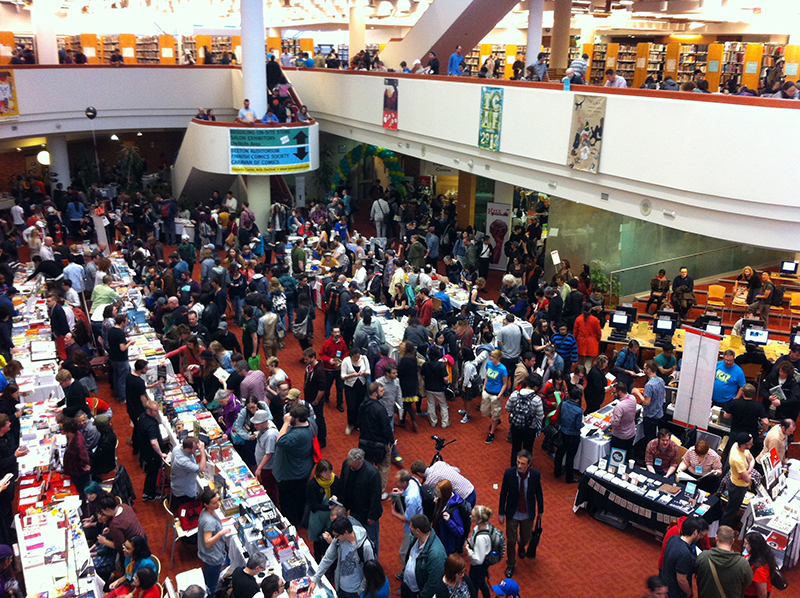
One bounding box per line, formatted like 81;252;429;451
492;578;520;598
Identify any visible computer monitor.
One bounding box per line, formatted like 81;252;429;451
792;334;800;347
656;309;681;327
781;261;798;276
616;304;639;323
706;323;723;337
740;318;766;336
654;317;677;335
744;328;769;346
610;311;631;330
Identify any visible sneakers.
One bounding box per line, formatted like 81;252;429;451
337;405;345;413
345;425;354;435
441;422;450;429
485;433;495;444
460;413;471;424
142;494;163;502
393;456;404;465
458;410;466;415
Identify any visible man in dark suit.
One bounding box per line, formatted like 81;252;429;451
498;449;544;578
340;448;383;557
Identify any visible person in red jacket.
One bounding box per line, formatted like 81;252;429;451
416;288;433;328
573;303;602;371
319;326;349;412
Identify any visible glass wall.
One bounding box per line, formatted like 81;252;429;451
545;195;789;298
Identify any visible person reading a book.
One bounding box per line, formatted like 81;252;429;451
721;433;756;529
758;361;800;422
644;429;680;478
677;440;723;493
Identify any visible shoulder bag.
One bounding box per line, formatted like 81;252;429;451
708;560;728;598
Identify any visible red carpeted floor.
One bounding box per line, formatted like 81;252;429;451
58;211;800;597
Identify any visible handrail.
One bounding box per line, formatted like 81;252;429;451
191;117;316;128
609;245;740;276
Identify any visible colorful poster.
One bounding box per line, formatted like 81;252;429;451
382;78;398;130
478;86;503;152
567;94;605;173
0;69;19;121
228;127;312;174
485;202;511;271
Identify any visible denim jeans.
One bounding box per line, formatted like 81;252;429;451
363;519;380;558
110;359;131;403
285;299;296;327
230;296;245;324
202;562;223;598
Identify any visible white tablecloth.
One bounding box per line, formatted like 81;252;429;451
575;422;644;473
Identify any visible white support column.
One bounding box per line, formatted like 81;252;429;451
46;135;71;194
550;0;572;72
247;176;272;231
350;3;366;58
30;0;59;65
526;0;545;66
241;0;268;118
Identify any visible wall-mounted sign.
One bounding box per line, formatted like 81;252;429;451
0;70;19;121
383;78;398;131
478;86;503;152
229;127;313;174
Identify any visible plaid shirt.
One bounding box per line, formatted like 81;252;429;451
681;447;723;476
424;461;474;500
63;432;90;478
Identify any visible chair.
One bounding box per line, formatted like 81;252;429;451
162;498;197;569
152;555;162;578
770;303;785;327
164;577;179;598
157;455;172;499
678;445;688;461
695;429;723;453
739;363;764;387
431;296;443;312
789;293;800;328
90;355;109;379
705;285;727;320
155;583;164;598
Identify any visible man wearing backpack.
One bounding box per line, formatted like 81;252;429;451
505;378;544;467
749;270;776;326
390;469;423;567
308;517;375;596
498;450;544;578
324;276;345;337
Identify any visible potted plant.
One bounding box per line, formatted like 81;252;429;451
590;260;621;308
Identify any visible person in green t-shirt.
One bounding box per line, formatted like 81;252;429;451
654;344;678;384
291;237;306;275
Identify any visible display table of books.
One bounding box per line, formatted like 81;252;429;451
15;503;105;598
573;460;720;535
152;375;334;595
738;457;800;569
574;401;644;473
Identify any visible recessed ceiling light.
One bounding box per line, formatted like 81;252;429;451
111;134;119;140
15;148;21;152
137;132;143;136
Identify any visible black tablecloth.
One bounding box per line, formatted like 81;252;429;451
574;464;721;534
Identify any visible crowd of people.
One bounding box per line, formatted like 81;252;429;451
0;158;796;598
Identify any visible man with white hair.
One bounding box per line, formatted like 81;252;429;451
340;447;383;556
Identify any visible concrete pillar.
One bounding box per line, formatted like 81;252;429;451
550;0;572;73
247;176;272;231
30;0;59;65
350;3;366;59
46;135;71;194
526;0;545;66
241;0;268;118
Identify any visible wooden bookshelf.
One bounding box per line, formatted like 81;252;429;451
299;38;315;55
195;35;212;63
706;43;724;92
232;36;241;63
678;44;708;82
505;44;519;79
119;33;137;64
785;45;800;83
741;43;764;91
136;35;159;64
182;36;196;63
15;34;34;59
101;35;119;64
464;45;481;76
663;43;680;82
589;43;607;85
605;43;620;77
158;34;176;64
720;41;745;88
267;37;281;58
616;44;636;86
633;42;650;88
338;44;349;66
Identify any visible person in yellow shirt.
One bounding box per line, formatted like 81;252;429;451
758;419;796;466
721;432;755;528
319;252;339;276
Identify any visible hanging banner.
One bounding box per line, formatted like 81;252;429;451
567;94;605;173
673;327;721;430
0;70;20;121
478;86;503;152
382;78;398;130
485;202;511;271
295;175;306;208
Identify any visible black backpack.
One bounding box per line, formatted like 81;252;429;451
326;282;343;314
770;284;785;307
474;524;506;566
508;390;537;430
412;478;437;521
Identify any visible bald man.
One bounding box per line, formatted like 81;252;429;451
39;236;55;261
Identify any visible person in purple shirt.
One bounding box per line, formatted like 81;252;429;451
609;382;638;453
